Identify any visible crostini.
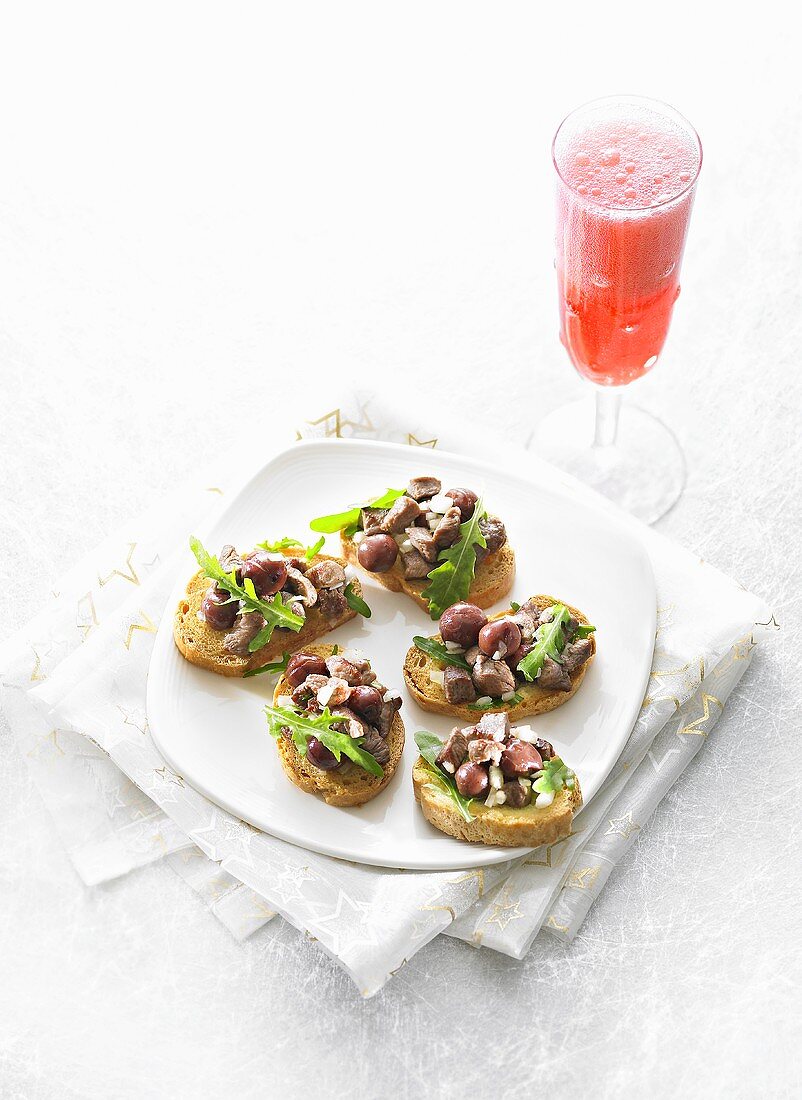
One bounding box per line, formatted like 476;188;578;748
266;643;405;806
412;714;581;847
309;475;515;619
173;536;370;677
404;595;596;722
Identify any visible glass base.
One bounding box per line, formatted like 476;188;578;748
528;399;686;524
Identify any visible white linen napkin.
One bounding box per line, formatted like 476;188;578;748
0;394;773;994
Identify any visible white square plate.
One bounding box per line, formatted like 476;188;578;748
147;438;655;870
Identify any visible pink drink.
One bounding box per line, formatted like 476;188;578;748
554;99;702;385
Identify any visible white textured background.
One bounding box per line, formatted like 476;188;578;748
1;3;799;1097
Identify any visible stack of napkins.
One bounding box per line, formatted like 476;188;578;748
0;395;771;995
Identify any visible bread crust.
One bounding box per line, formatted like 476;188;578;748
403;594;596;722
412;756;582;847
272;643;405;807
340;531;515;616
173;550;360;677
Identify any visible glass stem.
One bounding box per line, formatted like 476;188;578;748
593;387;622;448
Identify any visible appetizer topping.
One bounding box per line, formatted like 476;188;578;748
218;544;245;582
475;517;507;561
415;723;574;818
472;654;517;698
305;559;346;589
358;533;399;573
382;495;422;532
306;737;340;771
317;677;352;707
224;609;270;656
318;587;351;620
435;729;468;774
310;476;509;619
201;586;239;632
400;546;430;579
415;600;595;707
241;552;288;598
190;536;368;654
267;650;402;775
285;652;328;687
285;566;318;607
443;665;477;704
478;618;521;661
407;475;442;501
432;507;462;550
455;761;490;799
348;685;384;724
406;526;439;563
467;737;504;765
444;487;478;520
439;603;488;648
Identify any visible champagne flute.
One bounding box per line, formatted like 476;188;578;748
533;95;702;523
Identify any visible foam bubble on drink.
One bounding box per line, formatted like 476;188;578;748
555;101;700;210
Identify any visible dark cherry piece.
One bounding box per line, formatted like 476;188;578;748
439;603;488;648
348;685;384;725
241;552;288;597
455;761;490;799
499;739;542;778
357;534;399;573
285;653;329;688
478;619;522;660
201;585;238;631
306;737;341;771
445;487;478;520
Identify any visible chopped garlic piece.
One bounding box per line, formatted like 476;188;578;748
429;669;445;687
428;492;454;514
514;725;537;743
489;765;504;790
535;791;554;809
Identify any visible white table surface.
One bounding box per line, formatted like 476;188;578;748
1;4;799;1097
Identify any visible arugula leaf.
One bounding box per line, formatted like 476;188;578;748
532;756;576;796
413;636;471;671
189;537;304;648
305;535;325;561
510;601;521;612
257;536;303;552
264;703;383;777
243;652;291;678
414;730;475;821
421;499;487;620
309;487;405;535
468;692;523;712
574;623;596;639
517;604;571;682
344;582;371;618
257;534;327;562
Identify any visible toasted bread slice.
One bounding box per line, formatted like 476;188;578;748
272;643;405;807
340;532;515;616
403;594;596;722
173;551;361;677
412;756;582;847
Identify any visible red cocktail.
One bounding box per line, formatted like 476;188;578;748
534;96;702;523
554;98;701;386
